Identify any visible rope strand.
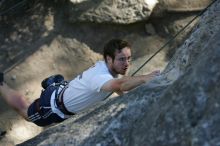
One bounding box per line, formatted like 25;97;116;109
0;0;27;16
1;0;218;78
131;0;218;76
105;0;218;99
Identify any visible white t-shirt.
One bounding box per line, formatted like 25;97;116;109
63;61;114;114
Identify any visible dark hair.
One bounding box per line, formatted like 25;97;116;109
103;39;131;62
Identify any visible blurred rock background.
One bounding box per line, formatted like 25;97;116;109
0;0;218;145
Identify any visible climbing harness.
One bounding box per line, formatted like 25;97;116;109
0;0;218;101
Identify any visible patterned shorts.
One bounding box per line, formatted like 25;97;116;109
27;86;65;127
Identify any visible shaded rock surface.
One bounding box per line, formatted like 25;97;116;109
154;0;213;13
68;0;212;24
164;0;220;81
0;0;217;145
19;0;220;146
68;0;158;24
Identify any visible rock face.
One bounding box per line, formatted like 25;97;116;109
68;0;212;24
164;0;220;81
155;0;213;13
19;0;220;146
134;32;220;146
68;0;158;24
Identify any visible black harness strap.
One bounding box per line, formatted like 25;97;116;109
55;84;75;115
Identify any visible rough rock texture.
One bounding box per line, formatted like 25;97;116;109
92;32;220;146
165;0;212;11
135;33;220;146
154;0;213;13
68;0;158;24
19;0;220;146
0;0;217;145
164;0;220;81
68;0;212;24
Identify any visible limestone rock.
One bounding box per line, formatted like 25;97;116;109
164;0;220;81
19;1;220;146
68;0;158;24
67;0;212;24
153;0;213;16
95;30;220;146
162;0;213;12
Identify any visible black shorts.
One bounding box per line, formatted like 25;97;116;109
27;86;65;127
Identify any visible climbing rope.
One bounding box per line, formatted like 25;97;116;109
0;0;27;16
104;0;218;99
0;0;36;74
131;0;218;76
1;0;218;76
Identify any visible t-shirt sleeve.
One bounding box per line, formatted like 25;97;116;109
90;74;113;92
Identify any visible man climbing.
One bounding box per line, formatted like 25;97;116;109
0;39;160;127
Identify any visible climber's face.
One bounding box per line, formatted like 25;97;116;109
107;47;131;76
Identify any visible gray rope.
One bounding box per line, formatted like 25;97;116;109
0;0;27;16
105;0;218;99
1;0;218;78
131;0;218;76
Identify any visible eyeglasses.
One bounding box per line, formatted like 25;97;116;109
115;56;132;63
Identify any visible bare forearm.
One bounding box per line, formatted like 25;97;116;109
120;70;160;91
120;75;148;91
101;70;160;93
